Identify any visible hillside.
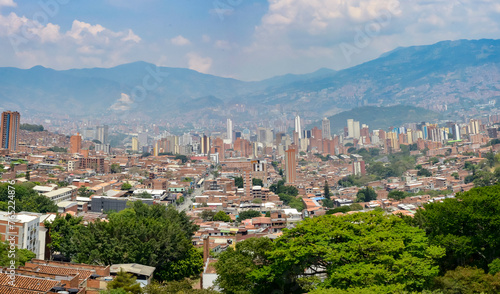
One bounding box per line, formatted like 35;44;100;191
0;39;499;119
311;106;440;134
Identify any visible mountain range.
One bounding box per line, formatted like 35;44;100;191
1;39;499;119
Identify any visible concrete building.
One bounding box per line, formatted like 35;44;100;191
285;146;296;184
322;117;331;139
0;111;20;152
0;211;40;258
295;115;302;139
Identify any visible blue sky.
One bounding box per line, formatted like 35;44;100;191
1;0;500;80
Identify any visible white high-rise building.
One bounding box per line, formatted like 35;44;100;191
295;115;302;139
353;121;360;139
226;118;233;142
347;119;354;138
322;117;331;139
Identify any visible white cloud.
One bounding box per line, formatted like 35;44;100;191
186;52;212;73
214;40;236;50
202;34;211;43
0;0;15;8
171;35;191;46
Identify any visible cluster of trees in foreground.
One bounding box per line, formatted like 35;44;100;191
214;184;500;293
0;182;57;213
46;202;203;281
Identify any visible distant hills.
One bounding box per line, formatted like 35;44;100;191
310;106;440;134
1;39;499;119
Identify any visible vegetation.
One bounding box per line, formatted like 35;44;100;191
355;186;377;202
234;177;243;188
20;123;44;132
77;186;93;197
45;202;202;281
0;183;57;213
111;163;122;173
47;146;67;153
237;210;262;222
417;168;432;177
215;211;444;293
252;178;263;186
106;269;142;294
0;241;36;266
213;211;231;222
121;182;132;190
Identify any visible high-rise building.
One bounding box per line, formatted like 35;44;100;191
70;133;82;154
353;121;360;139
322;117;331;139
285;146;297;184
96;125;109;144
347;119;354;138
469;119;480;135
131;137;139;151
226;118;233;142
295;115;302;139
0;111;20;152
201;135;210;155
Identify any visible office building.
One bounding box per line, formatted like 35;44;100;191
347;119;354;138
201;135;210;155
226;118;233;142
322;117;331;139
132;137;139;151
0;111;20;152
295;115;302;139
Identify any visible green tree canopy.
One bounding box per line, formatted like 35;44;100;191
107;269;142;294
213;211;231;222
252;178;263;187
356;187;377;202
415;184;500;272
216;211;444;293
237;210;262;222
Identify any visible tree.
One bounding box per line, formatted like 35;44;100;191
111;163;121;174
0;241;35;267
324;180;330;200
213;211;231;222
451;172;459;180
429;157;439;165
47;202;202;282
215;237;274;294
237;210;262;222
388;190;407;200
107;269;142;294
252;178;263;187
78;186;93;197
417;168;432;177
224;212;444;293
174;154;189;164
234;177;243;188
200;210;216;221
415;184;500;271
433;266;500;293
121;182;132;190
356;187;377;202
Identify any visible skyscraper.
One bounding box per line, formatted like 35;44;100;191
347;119;354;138
295;115;302;139
96;125;109;144
322;117;331;139
353;121;360;139
226;118;233;142
201;135;210;155
285;146;297;184
0;111;20;152
70;133;82;154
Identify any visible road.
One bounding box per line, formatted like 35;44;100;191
176;172;213;212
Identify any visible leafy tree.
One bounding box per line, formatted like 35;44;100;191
144;279;219;294
225;212;444;293
0;183;57;213
388;190;407;200
78;186;93;197
356;187;377;202
237;210;262;222
107;269;142;294
215;237;274;294
433;266;500;293
0;241;36;267
111;163;122;174
213;211;231;222
47;202;202;281
200;210;216;221
417;168;432;177
252;178;263;187
234;177;243;188
349;203;363;211
121;182;132;190
252;198;262;204
415;184;500;271
322;198;335;208
451;172;459;180
429;157;439;165
489;258;500;275
21;194;58;213
326;206;351;215
47;146;67;153
174;154;189;164
137;191;152;199
324;181;330;200
278;193;305;211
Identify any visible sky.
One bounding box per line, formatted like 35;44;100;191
1;0;500;81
